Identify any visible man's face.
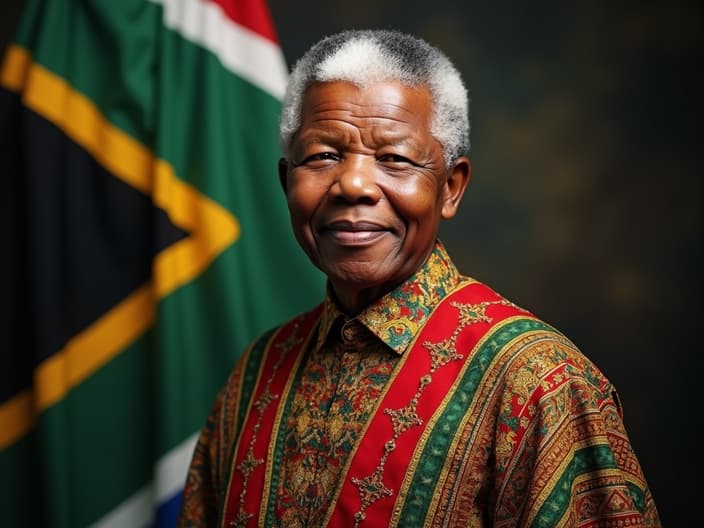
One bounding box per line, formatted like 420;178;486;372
280;81;469;312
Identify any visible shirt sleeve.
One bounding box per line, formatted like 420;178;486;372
493;344;661;527
177;388;226;528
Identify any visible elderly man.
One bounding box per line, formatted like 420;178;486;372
179;30;660;527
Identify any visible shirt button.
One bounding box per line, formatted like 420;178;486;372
341;321;356;342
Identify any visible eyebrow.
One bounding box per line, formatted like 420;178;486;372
297;127;423;150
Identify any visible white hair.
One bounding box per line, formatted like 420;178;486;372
279;29;470;165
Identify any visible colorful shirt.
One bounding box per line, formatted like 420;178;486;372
178;242;660;527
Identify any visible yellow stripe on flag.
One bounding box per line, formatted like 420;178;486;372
0;45;240;450
0;45;30;91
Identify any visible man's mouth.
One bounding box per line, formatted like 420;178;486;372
321;220;388;245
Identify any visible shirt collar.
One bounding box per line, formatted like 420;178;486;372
315;240;465;355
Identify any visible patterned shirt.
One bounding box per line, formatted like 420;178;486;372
272;242;463;527
179;241;660;527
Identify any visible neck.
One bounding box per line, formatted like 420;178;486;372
329;281;393;316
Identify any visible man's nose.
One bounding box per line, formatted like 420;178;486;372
330;156;381;204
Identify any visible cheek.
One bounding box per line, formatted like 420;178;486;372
286;176;326;225
390;180;443;224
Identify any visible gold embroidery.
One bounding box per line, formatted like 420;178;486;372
252;388;278;414
350;292;527;525
235;448;263;479
230;511;253;528
424;337;463;371
451;299;519;326
385;401;423;436
230;319;304;527
351;470;394;521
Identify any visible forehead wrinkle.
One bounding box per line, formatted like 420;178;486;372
305;93;420;115
302;110;421;138
302;118;424;145
354;104;420;125
308;113;415;128
297;83;435;151
299;113;431;153
367;123;424;143
296;120;358;150
305;106;423;130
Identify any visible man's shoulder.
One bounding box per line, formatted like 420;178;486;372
448;279;609;386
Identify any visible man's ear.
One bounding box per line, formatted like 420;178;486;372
441;156;471;220
278;158;289;193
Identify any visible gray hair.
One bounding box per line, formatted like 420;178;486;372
279;29;470;165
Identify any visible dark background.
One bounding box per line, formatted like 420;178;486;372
3;1;701;525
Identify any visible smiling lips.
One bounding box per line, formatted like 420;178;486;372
321;220;389;245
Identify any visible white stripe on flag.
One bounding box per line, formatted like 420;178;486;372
149;0;288;100
89;432;199;528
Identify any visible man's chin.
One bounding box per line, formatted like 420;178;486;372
325;262;392;289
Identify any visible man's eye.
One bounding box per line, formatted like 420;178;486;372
302;152;339;164
379;154;413;164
